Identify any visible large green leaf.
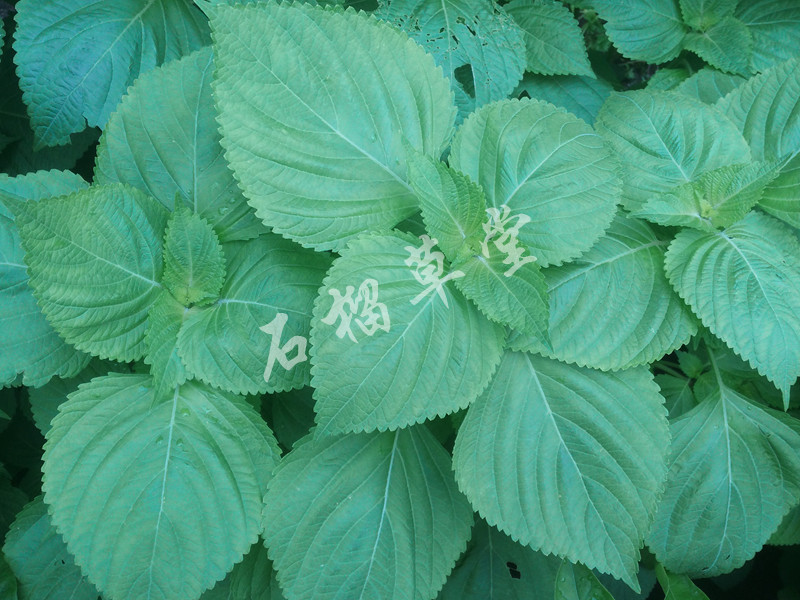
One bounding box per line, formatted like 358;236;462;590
3;496;100;600
654;565;709;600
665;211;800;404
263;427;474;600
178;234;331;396
510;215;697;371
42;374;280;600
555;561;614;600
515;73;613;125
310;231;505;434
684;17;752;76
453;352;670;590
679;0;736;30
675;68;745;104
647;360;800;576
162;208;226;307
376;0;525;121
735;1;800;73
95;46;263;243
12;0;209;148
717;58;800;228
591;0;687;63
596;90;751;211
15;183;169;362
439;519;561;600
0;170;90;386
450;98;619;267
504;0;592;77
632;161;780;231
212;2;456;251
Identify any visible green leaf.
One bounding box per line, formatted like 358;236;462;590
769;502;800;546
655;374;698;420
450;98;620;267
647;68;691;91
504;0;593;77
735;0;800;72
212;2;455;251
310;231;505;434
717;58;800;228
655;565;709;600
647;362;800;576
596;90;751;211
95;46;263;244
0;554;16;600
28;358;122;436
145;291;192;400
591;0;687;63
178;234;331;396
3;496;100;600
555;561;614;600
15;183;169;362
263;427;474;600
675;68;745;104
266;387;316;451
229;542;285;600
12;0;209;148
679;0;736;30
633;161;781;230
406;151;486;262
684;17;752;76
0;470;27;541
515;73;614;125
509;216;697;371
162;208;226;307
453;352;670;590
665;212;800;404
452;232;550;346
376;0;525;121
42;374;280;600
439;519;561;600
0;170;90;386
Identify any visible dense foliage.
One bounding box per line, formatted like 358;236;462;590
1;0;800;599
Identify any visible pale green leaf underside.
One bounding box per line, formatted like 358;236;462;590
178;234;331;396
555;561;614;600
591;0;687;63
3;495;100;600
376;0;525;121
655;564;710;600
717;58;800;228
13;0;209;147
263;427;474;600
95;46;264;243
515;73;613;125
0;170;90;386
406;150;486;262
310;231;505;434
439;519;561;600
596;90;751;211
453;352;669;590
16;183;168;362
665;211;800;399
679;0;736;30
450;98;620;267
453;242;550;345
648;379;800;576
735;1;800;73
42;374;280;600
633;161;780;231
505;0;592;77
676;68;745;104
212;2;455;251
510;216;697;371
145;291;191;399
684;17;752;76
28;358;121;436
162;208;226;307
